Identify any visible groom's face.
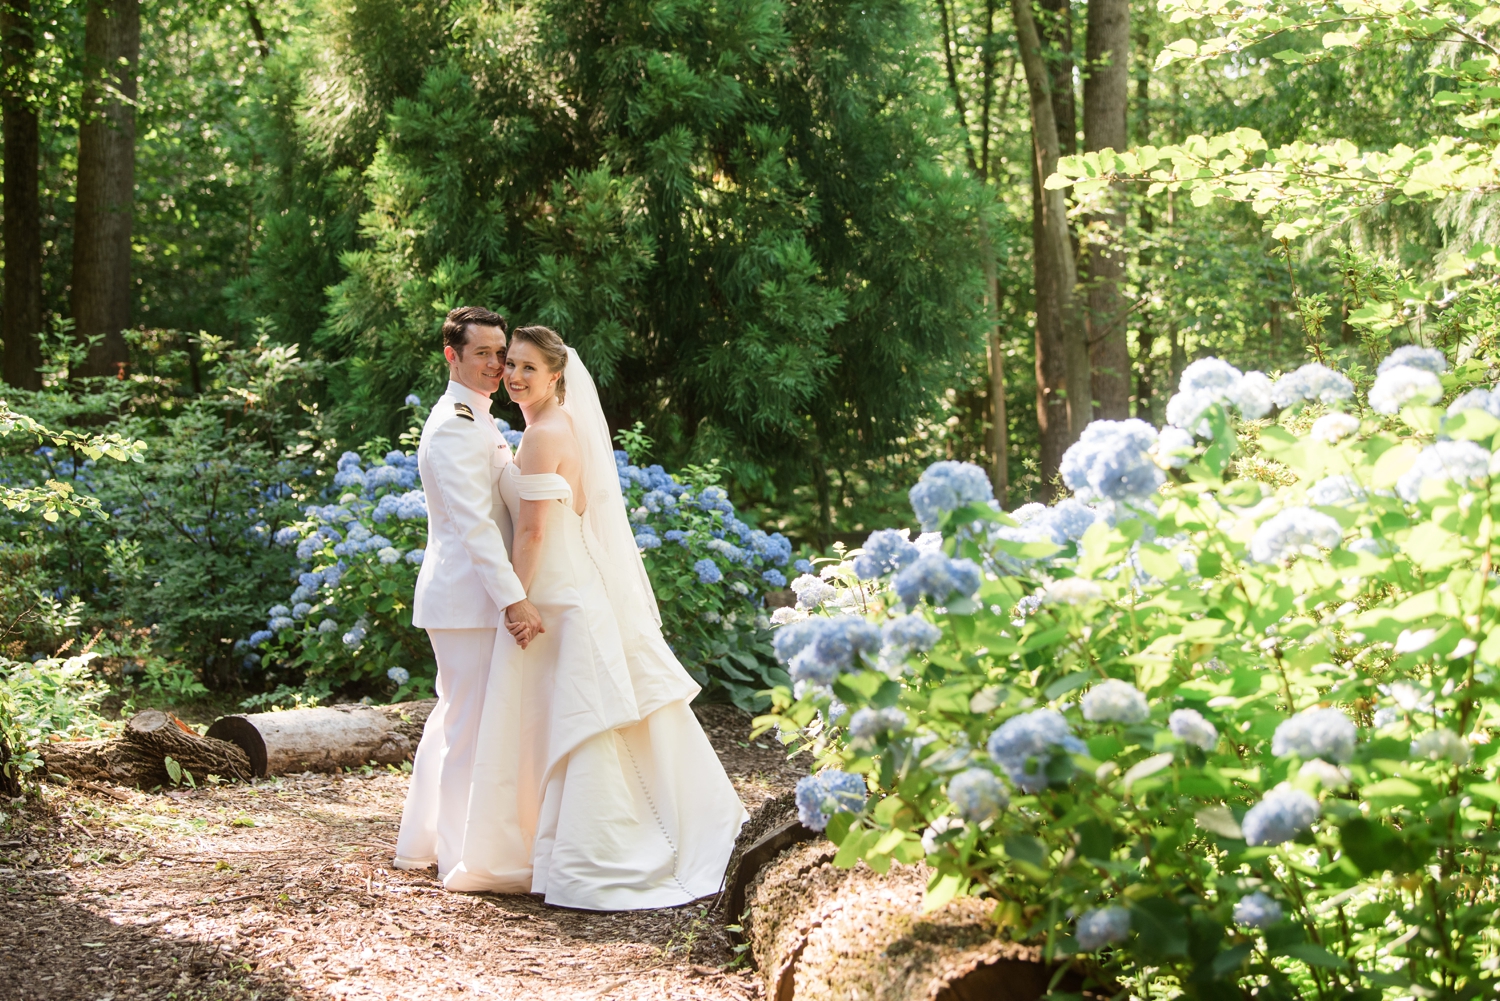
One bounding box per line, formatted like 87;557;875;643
445;324;507;396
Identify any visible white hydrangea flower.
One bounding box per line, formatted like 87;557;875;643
1081;679;1150;724
1297;758;1350;790
1250;507;1342;563
1411;729;1470;766
1310;412;1360;443
1395;440;1490;503
1152;425;1197;469
1169;708;1218;750
1043;577;1104;606
1307;475;1363;506
791;573;838;609
1271;363;1355;408
1368;365;1442;415
1272;707;1357;763
1377;345;1447;375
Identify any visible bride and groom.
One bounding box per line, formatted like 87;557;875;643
393;306;747;909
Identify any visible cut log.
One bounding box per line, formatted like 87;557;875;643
206;699;435;777
716;790;822;927
40;709;252;788
744;841;1088;1001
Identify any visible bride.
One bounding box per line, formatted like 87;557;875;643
440;325;748;908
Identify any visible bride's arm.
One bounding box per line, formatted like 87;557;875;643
512;423;567;592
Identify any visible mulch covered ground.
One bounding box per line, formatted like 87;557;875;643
0;703;808;1000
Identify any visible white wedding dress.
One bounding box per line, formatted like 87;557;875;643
441;350;747;909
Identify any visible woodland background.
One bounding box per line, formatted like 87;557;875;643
0;0;1489;701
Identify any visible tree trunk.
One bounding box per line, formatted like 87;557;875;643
1;0;42;390
1014;0;1085;494
981;222;1008;504
1132;33;1154;419
40;710;253;787
70;0;139;378
1083;0;1130;419
744;838;1085;1001
206;701;431;777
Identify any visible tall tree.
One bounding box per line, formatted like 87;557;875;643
1083;0;1129;418
1;0;41;389
70;0;139;378
1014;0;1086;492
935;0;1013;502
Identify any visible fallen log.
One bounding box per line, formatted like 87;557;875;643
744;840;1087;1001
715;790;822;927
41;709;252;788
206;699;435;777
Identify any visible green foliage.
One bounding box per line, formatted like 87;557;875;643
765;340;1500;1001
0;652;117;784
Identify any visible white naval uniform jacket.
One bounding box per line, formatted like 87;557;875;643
411;380;527;629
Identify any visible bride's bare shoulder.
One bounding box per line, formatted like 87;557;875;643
516;414;579;474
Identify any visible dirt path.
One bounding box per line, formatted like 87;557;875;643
0;705;807;1000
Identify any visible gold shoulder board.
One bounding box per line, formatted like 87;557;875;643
453;402;475;422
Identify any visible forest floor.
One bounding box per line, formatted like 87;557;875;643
0;704;809;1001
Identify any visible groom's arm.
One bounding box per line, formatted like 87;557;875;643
426;419;529;615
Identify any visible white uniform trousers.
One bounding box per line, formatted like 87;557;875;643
393;628;496;874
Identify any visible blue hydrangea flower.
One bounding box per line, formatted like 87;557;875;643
987;709;1086;792
947;768;1008;822
1250;507;1342;563
377;547;401;565
1378;346;1447;375
1169;708;1218;750
248;629;274;647
367;465;404;489
333;467;366;489
288;585;313;604
1272;707;1356;763
317;618;339;634
794;770;867;831
268;604;291;618
323;565;344;588
794;559;815;574
664;529;690;547
909;461;995;532
1447;387;1500;419
291;602;312;620
1396;440;1491;503
694;559;723;584
1060;419;1163;502
387;666;410;685
395;491;427;520
893;552;982;608
882;614;942;656
788;618;882;685
1242;784;1319;845
636;533;662;550
773;618;820;664
1080;679;1149;724
273;526;301;546
1271;363;1355;408
336;451;363;471
848;707;907;741
342;625;367;649
1152;426;1195;469
295;537;321;561
405;549;425;565
1076;907;1130;951
1234;891;1283;929
762;569;787;587
853;528;921;579
268;616;295;632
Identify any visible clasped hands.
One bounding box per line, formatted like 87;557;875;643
505;598;544;649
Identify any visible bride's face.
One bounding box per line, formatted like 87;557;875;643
504;340;561;407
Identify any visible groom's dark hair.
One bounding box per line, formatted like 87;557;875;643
442;306;508;355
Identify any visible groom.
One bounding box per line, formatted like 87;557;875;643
393;305;543;874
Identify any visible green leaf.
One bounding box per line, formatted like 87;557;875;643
923;871;963;913
1003;835;1047;867
1339;817;1428;874
1130;897;1190;960
1283;943;1347;969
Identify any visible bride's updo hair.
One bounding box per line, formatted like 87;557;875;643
510;325;568;403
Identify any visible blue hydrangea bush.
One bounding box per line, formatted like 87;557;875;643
241;448;435;704
238;424;794;709
617;450;794;708
762;347;1500;1001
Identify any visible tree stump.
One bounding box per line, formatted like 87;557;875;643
40;709;252;787
744;841;1085;1001
205;699;434;777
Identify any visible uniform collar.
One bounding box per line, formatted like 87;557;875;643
446;379;494;417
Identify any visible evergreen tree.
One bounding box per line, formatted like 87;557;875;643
238;0;984;528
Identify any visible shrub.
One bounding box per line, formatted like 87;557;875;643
617;446;793;708
762;349;1500;1001
0;652;118;784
